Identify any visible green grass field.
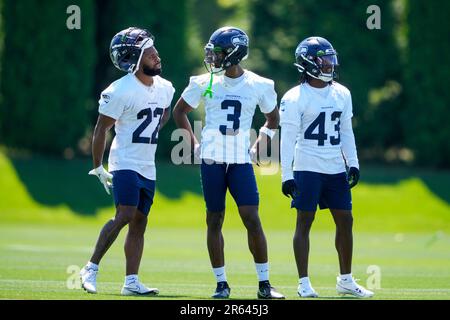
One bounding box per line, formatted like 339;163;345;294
0;152;449;300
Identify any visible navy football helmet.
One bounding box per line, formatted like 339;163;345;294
204;26;249;73
294;36;339;82
110;27;155;73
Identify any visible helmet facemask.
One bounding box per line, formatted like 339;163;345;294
296;53;338;83
203;43;248;74
204;43;227;73
132;36;154;74
314;54;338;82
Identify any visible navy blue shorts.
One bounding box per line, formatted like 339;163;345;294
111;170;155;216
200;160;259;212
291;171;352;211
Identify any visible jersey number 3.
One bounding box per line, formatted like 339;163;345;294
304;111;342;146
132;107;164;144
219;100;242;135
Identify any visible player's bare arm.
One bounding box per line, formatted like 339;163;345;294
251;107;279;159
91;114;116;168
159;107;171;129
173;97;199;149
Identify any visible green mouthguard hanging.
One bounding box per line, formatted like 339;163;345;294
202;71;214;98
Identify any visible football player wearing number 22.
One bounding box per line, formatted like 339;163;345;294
280;36;373;298
80;27;175;296
173;26;284;300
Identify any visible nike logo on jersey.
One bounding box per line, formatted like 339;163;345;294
101;94;111;103
321;106;334;109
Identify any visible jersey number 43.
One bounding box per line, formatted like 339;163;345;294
304;111;342;146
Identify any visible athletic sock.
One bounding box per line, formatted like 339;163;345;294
86;261;98;271
339;273;353;283
299;276;311;286
255;262;269;282
125;274;138;285
213;266;227;283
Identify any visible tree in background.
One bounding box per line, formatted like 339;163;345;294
1;1;449;168
249;0;403;162
403;1;450;168
0;0;96;155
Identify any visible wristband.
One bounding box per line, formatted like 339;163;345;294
260;126;276;139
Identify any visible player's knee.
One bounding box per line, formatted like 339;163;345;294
243;216;263;234
339;213;353;229
129;215;148;234
298;212;315;229
206;211;224;231
114;208;135;227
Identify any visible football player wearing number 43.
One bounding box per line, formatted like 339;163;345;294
280;36;373;298
173;26;284;300
81;27;175;296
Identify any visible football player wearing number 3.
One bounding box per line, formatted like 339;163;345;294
280;37;373;298
173;27;284;300
80;27;175;296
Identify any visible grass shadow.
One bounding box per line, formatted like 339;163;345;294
10;156;203;216
360;164;450;204
9;155;450;217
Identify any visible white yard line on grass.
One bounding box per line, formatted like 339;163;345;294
0;279;450;293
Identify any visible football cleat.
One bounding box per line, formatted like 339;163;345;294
80;266;98;294
121;280;159;296
336;276;374;298
257;280;285;299
298;283;319;298
212;281;231;299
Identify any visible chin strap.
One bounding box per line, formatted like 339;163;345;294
203;71;214;98
132;38;154;75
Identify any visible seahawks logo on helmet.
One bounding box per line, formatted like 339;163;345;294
231;35;248;47
296;46;308;56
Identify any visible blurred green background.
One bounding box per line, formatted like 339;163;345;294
1;0;449;167
0;0;449;300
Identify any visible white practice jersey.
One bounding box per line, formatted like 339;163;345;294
181;70;277;163
98;73;175;180
279;82;358;181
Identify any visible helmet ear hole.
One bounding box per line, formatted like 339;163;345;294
122;53;131;63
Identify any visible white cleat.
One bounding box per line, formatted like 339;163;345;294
298;283;319;298
80;266;98;294
336;277;374;298
121;280;159;296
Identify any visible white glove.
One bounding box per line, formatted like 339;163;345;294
249;147;259;166
194;143;201;162
88;165;113;195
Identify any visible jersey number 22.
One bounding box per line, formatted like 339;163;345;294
132;107;164;144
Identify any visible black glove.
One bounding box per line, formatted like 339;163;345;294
348;167;360;189
282;179;297;198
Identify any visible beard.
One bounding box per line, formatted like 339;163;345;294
142;65;162;76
